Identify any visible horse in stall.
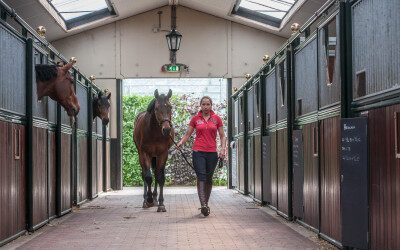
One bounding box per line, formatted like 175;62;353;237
133;89;174;212
93;89;111;125
35;61;80;116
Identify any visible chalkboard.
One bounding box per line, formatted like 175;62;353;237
262;136;271;203
292;130;304;219
341;117;368;249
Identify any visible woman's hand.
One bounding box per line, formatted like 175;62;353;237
219;149;226;159
176;141;183;151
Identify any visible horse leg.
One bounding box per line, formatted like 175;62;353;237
144;168;154;206
156;154;168;212
152;158;158;206
153;181;158;206
139;153;153;207
142;180;149;208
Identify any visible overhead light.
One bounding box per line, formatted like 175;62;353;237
166;29;182;52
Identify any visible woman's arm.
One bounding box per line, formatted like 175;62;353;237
176;126;195;150
218;126;227;159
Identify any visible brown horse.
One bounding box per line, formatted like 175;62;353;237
35;61;80;116
133;89;174;212
93;90;111;125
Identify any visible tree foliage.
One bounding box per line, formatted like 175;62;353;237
123;94;227;186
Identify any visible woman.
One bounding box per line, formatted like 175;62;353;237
176;96;226;216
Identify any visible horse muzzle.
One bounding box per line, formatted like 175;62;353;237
162;127;171;136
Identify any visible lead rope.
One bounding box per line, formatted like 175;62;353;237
168;134;223;175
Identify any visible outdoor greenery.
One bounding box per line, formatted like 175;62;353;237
123;94;227;187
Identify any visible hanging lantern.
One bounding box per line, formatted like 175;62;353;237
166;29;182;52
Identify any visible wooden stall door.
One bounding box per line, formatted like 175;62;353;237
262;135;271;204
254;134;262;201
106;141;111;190
277;128;289;216
78;137;88;203
32;127;48;227
0;122;26;243
248;136;254;196
302;122;319;229
91;138;97;198
369;105;400;249
270;132;278;208
97;140;103;194
48;131;56;218
60;133;72;213
320;116;341;243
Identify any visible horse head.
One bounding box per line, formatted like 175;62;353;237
35;62;80;116
93;89;111;125
149;89;172;136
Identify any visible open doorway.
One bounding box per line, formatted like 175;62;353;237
122;78;227;187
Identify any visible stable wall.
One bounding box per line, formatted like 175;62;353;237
52;5;285;137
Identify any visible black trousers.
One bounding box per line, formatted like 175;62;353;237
192;151;218;183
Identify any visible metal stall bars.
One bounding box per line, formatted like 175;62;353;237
0;0;111;246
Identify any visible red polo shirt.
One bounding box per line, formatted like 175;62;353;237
189;110;223;152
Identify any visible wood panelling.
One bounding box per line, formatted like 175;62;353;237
254;134;262;201
277;128;288;215
320;116;341;242
32;127;48;227
106;141;111;190
270;132;278;208
248;136;254;195
96;140;103;194
0;121;25;242
369;105;400;249
48;131;56;217
238;137;245;192
302;122;319;229
60;133;71;213
91;138;97;198
78;137;88;203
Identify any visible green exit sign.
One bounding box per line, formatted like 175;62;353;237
166;65;181;72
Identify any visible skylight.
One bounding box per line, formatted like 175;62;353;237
50;0;109;20
238;0;296;20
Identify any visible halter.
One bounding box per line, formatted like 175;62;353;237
158;118;172;127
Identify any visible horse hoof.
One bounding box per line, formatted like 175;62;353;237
157;206;166;212
142;202;149;208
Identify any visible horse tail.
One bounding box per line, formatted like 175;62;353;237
151;157;156;170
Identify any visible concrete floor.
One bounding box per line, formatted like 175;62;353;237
4;187;336;250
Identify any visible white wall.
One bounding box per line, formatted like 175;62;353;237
52;5;286;137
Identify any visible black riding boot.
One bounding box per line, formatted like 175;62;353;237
205;182;212;206
197;181;209;216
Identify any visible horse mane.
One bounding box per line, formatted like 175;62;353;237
147;99;156;113
35;64;59;82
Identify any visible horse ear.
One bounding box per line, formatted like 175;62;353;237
167;89;172;99
154;89;159;99
62;62;73;72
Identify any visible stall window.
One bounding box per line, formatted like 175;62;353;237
279;61;286;107
322;18;337;86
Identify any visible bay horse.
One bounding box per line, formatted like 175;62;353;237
35;61;80;116
93;89;111;125
133;89;174;212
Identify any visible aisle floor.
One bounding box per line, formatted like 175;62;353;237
4;187;335;250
